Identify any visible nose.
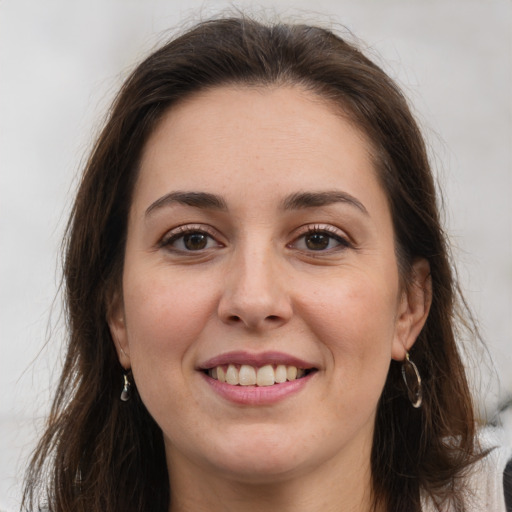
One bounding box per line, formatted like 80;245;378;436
217;244;293;331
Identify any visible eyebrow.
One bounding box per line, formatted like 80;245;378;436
281;191;369;215
145;191;228;217
145;189;368;217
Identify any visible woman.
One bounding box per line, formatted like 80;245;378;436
22;16;511;512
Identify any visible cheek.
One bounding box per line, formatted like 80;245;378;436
122;270;218;381
296;270;399;376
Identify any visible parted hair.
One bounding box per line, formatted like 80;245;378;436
22;16;483;512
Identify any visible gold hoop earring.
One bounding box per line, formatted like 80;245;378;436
120;372;132;402
401;352;422;408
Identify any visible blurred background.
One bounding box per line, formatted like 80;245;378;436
1;0;511;509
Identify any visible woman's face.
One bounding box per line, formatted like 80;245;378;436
109;85;429;485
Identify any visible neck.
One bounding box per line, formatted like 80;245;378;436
167;445;381;512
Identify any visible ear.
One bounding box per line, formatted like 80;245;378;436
106;290;131;370
391;258;432;361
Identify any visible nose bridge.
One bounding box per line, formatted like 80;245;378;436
218;234;292;329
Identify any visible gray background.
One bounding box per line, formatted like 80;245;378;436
1;0;511;509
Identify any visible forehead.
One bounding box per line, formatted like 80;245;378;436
135;85;384;213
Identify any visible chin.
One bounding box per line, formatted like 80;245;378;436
210;453;306;484
200;426;321;483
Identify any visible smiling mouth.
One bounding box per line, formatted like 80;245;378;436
205;364;316;387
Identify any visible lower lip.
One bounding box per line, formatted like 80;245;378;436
201;372;314;406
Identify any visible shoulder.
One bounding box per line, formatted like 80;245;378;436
465;428;512;512
421;427;512;512
469;440;511;512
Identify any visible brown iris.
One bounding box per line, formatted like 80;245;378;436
304;233;330;250
183;233;209;250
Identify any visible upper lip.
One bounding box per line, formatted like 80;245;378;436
198;350;317;370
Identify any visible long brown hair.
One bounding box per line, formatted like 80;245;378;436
22;16;483;512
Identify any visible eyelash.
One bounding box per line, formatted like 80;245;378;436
159;224;351;254
290;225;351;252
160;225;222;252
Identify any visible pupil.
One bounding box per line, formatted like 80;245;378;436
306;233;329;250
184;233;207;250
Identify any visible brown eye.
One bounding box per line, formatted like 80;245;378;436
183;233;208;250
304;233;330;251
162;228;221;252
290;227;350;253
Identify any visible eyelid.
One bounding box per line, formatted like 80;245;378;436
159;223;223;248
293;223;350;241
288;223;353;251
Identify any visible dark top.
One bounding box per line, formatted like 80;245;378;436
505;457;512;512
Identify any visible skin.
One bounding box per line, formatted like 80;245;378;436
108;85;431;512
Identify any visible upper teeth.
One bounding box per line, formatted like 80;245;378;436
208;364;306;386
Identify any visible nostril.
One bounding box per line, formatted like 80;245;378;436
225;314;281;327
